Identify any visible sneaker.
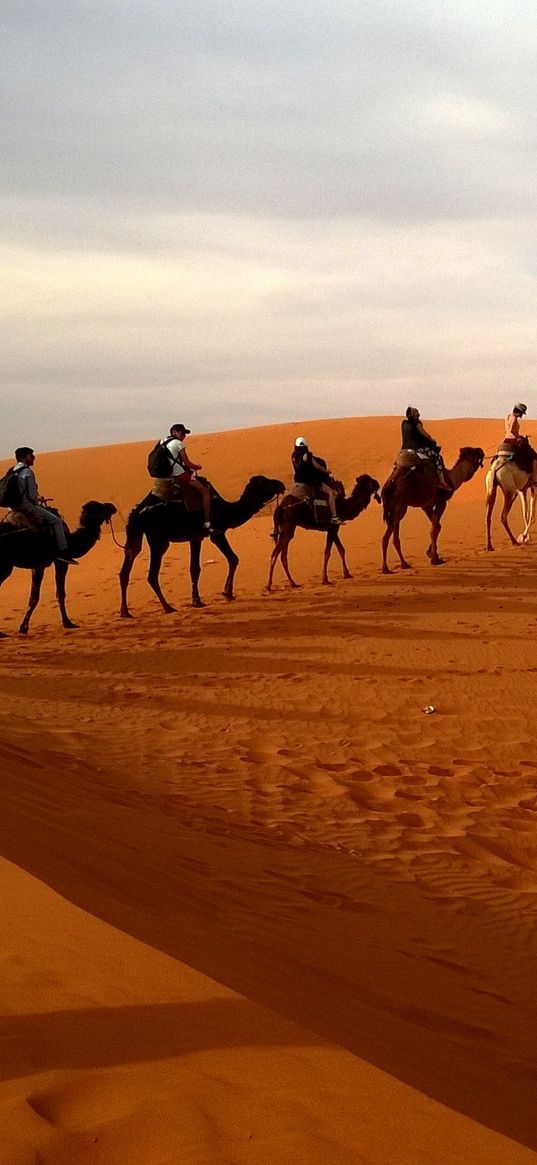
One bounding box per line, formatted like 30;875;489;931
203;522;214;535
56;555;79;565
330;516;343;525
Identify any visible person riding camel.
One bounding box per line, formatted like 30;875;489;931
150;423;213;533
291;437;342;525
9;447;78;563
501;404;537;481
400;408;452;492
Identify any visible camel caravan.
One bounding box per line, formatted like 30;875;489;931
0;405;535;634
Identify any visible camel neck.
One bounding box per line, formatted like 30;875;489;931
67;526;101;557
214;492;257;530
448;460;473;491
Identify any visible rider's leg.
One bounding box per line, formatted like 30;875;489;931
183;477;211;525
323;486;341;523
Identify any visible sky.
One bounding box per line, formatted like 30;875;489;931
2;0;536;453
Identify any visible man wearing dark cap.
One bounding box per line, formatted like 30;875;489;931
503;404;537;480
151;423;213;531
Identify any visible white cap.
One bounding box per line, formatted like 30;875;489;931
294;436;307;447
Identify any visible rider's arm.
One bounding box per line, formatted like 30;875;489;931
417;421;435;443
22;468;38;503
311;455;330;474
180;448;202;472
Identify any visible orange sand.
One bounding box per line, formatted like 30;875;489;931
1;417;537;1163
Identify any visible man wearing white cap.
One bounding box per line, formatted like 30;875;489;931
290;437;341;525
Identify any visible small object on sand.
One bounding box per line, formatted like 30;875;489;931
422;705;436;715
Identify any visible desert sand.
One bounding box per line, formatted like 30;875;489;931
1;416;537;1163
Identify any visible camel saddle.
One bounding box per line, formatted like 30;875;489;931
494;437;535;475
395;450;437;480
288;483;335;528
0;510;42;532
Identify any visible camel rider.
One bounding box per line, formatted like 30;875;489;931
401;408;452;492
151;423;213;533
502;404;537;481
291;437;342;524
9;447;78;564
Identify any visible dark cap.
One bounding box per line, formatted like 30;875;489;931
170;422;191;434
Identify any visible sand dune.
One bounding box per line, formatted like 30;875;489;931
1;417;537;1163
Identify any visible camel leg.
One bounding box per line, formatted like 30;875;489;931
333;532;352;580
147;540;176;613
209;533;239;601
322;530;350;584
486;479;498;551
517;487;533;544
500;492;519;546
322;532;334;585
119;533;143;618
188;540;205;607
392;522;411;570
266;538;283;591
428;513;443;565
54;560;78;629
425;500;446;565
280;538;300;589
381;526;393;573
267;529;299;591
19;565;46;635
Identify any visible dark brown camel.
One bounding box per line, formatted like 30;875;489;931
266;474;381;591
119;474;284;617
0;501;117;636
381;447;484;574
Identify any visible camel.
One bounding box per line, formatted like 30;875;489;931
266;474;381;591
119;474;284;617
0;501;117;636
381;447;484;574
485;459;537;551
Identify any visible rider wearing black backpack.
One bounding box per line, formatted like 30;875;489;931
1;447;78;563
148;424;213;532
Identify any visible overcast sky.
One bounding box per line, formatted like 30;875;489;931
2;0;536;453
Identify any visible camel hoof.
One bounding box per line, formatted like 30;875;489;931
164;605;177;614
381;567;391;575
191;600;205;609
431;558;445;566
18;627;29;636
0;632;9;639
63;621;78;629
322;580;332;586
120;610;134;619
401;562;411;570
223;593;235;602
343;572;353;580
290;582;301;589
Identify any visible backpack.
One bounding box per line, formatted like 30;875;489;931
0;467;22;509
147;438;182;478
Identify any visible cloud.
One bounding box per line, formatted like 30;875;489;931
1;1;536;451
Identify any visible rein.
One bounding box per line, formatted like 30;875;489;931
108;514;127;550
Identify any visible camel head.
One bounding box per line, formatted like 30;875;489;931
79;501;118;528
244;475;285;506
353;474;382;504
458;447;485;474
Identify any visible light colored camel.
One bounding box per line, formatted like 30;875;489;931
485;460;537;551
